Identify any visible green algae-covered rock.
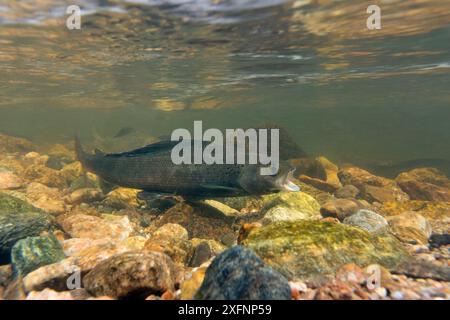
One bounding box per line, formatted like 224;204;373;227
262;206;319;225
11;235;65;276
242;220;409;280
261;191;321;216
0;193;55;263
0;192;40;214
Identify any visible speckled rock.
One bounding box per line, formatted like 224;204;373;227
262;205;319;225
195;246;291;300
83;251;177;299
58;213;133;241
241;221;410;280
343;210;389;233
11;235;65;277
387;211;432;245
0;193;55;263
144;223;192;264
26;182;67;215
22;257;79;292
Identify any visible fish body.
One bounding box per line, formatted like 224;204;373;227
75;137;299;197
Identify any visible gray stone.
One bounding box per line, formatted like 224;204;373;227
195;246;291;300
343;209;389;233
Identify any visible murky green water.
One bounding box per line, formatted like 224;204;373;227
1;0;450;171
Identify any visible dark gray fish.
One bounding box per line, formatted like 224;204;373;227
113;126;135;138
75;137;299;198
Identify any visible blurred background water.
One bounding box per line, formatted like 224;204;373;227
0;0;449;171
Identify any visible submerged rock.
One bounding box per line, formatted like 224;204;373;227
188;241;212;267
320;198;365;221
144;223;192;264
0;193;55;263
83;251;178;299
387;211;432;245
11;235;65;277
23;164;68;189
181;267;207;300
195;246;291;300
0;170;23;190
334;185;360;199
152;202;235;242
26;182;67;215
298;156;342;192
396;168;450;201
241;220;410;280
343;209;389;234
102;188;141;209
67;188;105;205
0;133;34;154
338;167;409;203
262;205;319;225
261;191;321;216
58;213;133;241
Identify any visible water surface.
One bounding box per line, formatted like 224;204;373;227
1;0;449;171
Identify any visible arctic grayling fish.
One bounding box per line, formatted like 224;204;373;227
75;137;299;197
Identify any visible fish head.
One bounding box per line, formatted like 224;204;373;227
239;162;300;195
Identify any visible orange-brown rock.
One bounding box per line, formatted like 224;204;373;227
396;168;450;201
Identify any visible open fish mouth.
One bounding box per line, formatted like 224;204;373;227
281;169;300;192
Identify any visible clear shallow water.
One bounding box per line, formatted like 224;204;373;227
0;0;449;171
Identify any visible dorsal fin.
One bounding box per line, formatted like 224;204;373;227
94;148;105;156
107;140;180;157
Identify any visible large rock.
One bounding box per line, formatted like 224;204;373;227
387;211;432;245
26;183;67;215
262;205;319;225
396;168;450;201
376;200;449;234
22;241;132;292
102;188;141;209
0;193;55;263
0;170;23;190
298;156;342;192
144;223;192;264
343;209;389;234
58;213;133;241
261;191;321;216
11;235;65;277
83;251;178;299
195;246;291;300
241;221;409;280
338;167;409;203
23;164;68;189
